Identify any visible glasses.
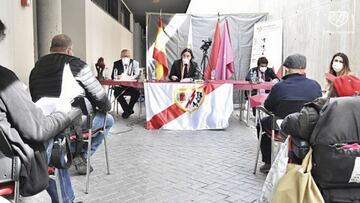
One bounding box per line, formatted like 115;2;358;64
334;59;343;63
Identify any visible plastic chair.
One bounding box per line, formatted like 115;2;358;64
253;99;310;174
0;129;21;203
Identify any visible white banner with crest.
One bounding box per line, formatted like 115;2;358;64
144;82;233;130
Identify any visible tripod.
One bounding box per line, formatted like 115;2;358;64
200;49;209;78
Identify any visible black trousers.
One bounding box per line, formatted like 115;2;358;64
256;116;273;164
113;86;140;114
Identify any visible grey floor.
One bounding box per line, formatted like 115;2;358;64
22;106;267;203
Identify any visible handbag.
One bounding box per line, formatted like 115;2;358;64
50;135;72;169
272;148;324;203
259;138;289;203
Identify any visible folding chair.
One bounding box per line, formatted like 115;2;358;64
253;99;311;174
70;97;110;194
0;129;21;203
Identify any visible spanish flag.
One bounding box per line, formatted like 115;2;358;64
153;16;169;80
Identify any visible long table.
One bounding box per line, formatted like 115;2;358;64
100;79;274;129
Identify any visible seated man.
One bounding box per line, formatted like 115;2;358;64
111;49;140;119
245;56;279;85
29;34;114;176
258;54;322;173
245;57;279;115
0;20;76;202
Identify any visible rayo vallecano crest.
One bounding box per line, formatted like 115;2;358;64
173;87;205;113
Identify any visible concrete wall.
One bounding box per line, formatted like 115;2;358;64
61;0;87;61
37;0;62;57
84;1;133;77
259;0;360;86
188;0;360;87
0;0;35;84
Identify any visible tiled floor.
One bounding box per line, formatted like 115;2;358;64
22;109;267;203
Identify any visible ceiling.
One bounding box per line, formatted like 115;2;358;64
123;0;191;28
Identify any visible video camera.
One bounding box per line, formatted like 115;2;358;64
200;38;212;52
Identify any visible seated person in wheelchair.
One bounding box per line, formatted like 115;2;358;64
29;34;114;177
0;20;78;202
257;54;322;173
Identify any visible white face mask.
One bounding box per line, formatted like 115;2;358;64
122;57;130;66
182;58;190;65
332;62;343;73
259;67;267;73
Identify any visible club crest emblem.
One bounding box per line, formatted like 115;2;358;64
328;11;349;28
173;87;205;113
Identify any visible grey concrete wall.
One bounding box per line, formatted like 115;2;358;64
260;0;360;87
61;0;87;61
37;0;62;57
0;0;35;84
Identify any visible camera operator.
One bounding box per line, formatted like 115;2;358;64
169;48;202;82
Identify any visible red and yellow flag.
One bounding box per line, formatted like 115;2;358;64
153;16;169;80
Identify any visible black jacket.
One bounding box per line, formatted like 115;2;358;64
111;59;140;80
245;67;279;96
29;53;111;112
0;65;71;195
169;59;202;81
245;67;278;82
264;73;322;113
281;97;327;140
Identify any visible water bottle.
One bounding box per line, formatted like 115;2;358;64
211;70;215;80
251;70;257;83
114;68;118;80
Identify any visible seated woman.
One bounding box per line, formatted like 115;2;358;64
169;48;202;82
324;52;352;96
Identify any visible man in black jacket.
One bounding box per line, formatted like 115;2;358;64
29;34;114;177
0;20;76;201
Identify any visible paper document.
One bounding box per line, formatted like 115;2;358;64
36;63;83;115
119;73;136;81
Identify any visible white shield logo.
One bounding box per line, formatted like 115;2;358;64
328;11;349;28
173;87;204;113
